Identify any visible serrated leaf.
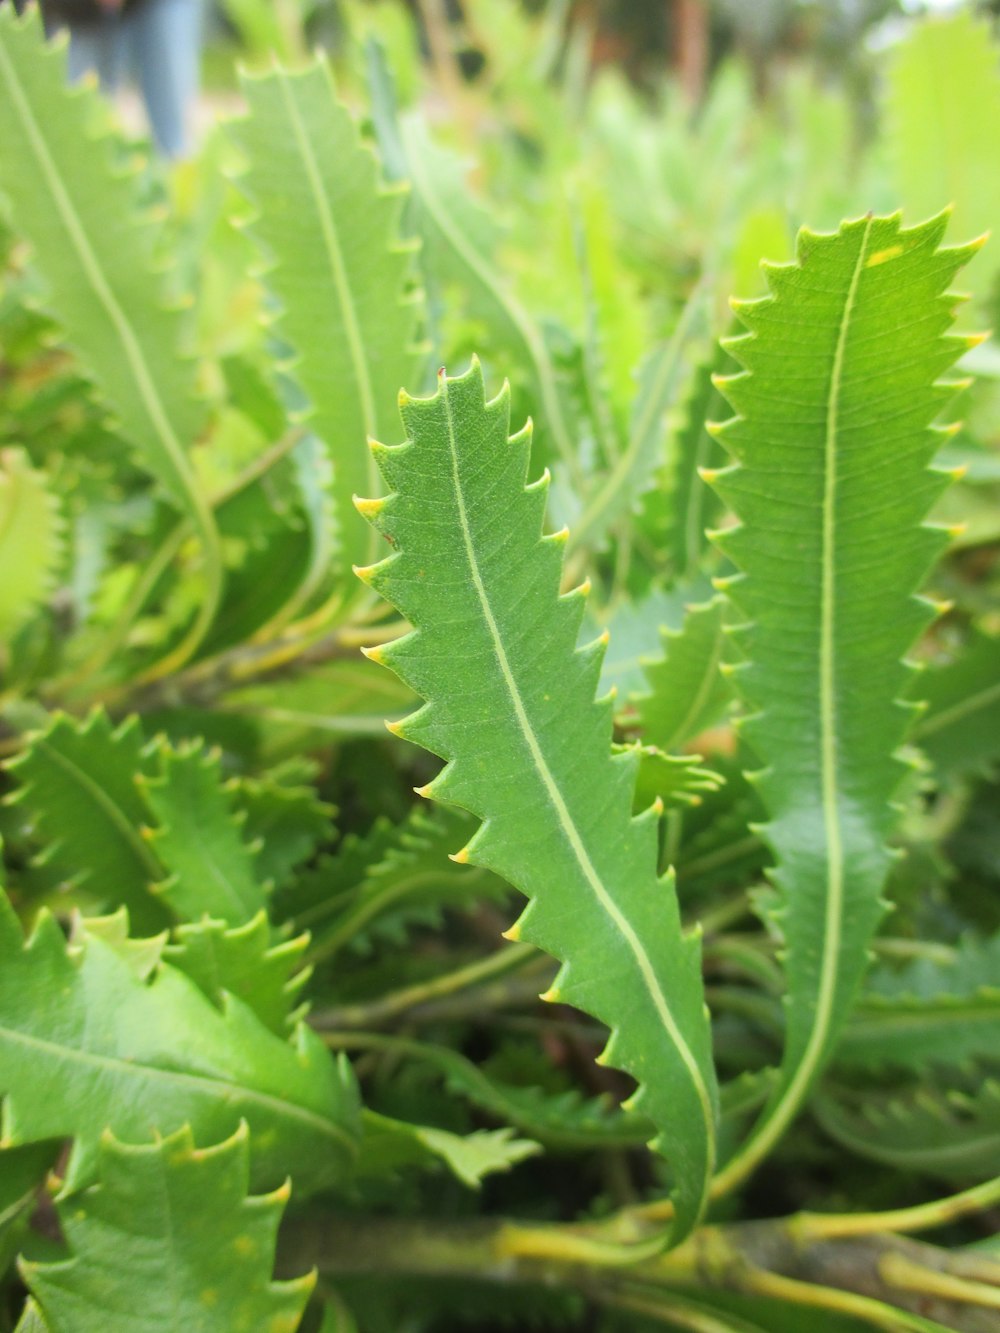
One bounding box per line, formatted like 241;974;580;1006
357;361;717;1241
356;1109;540;1190
140;739;266;925
5;710;166;931
287;804;504;965
837;933;1000;1072
0;447;61;645
632;597;732;753
706;214;978;1180
816;1079;1000;1183
232;57;423;575
913;629;1000;777
0;892;359;1193
0;8;222;661
398;115;582;490
165;913;310;1036
23;1125;312;1333
567;283;709;556
234;767;333;893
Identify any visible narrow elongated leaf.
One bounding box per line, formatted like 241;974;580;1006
356;361;717;1241
567;285;708;556
816;1080;1000;1183
0;8;222;659
23;1125;312;1333
0;893;359;1193
232;58;423;574
707;214;979;1181
633;597;732;753
838;991;1000;1073
399;116;582;489
0;448;61;644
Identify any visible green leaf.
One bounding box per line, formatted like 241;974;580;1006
356;1109;540;1190
287;804;504;966
837;934;1000;1072
632;597;732;753
0;7;222;666
357;361;717;1241
5;710;166;931
887;9;1000;304
0;447;61;645
329;1032;654;1152
399;115;582;491
0;892;359;1193
140;739;267;926
23;1125;312;1333
165;913;310;1036
913;629;1000;777
566;283;708;557
234;765;333;893
816;1079;1000;1184
707;214;978;1183
232;57;423;575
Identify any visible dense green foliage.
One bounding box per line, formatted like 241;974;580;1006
0;3;999;1330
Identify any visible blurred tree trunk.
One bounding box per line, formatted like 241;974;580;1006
674;0;708;104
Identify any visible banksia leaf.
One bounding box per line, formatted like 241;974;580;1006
23;1125;312;1333
5;710;165;931
0;892;359;1193
140;740;267;926
232;57;424;575
357;1110;540;1190
356;361;717;1242
633;597;731;753
0;448;62;646
706;213;980;1187
0;7;221;661
165;914;310;1037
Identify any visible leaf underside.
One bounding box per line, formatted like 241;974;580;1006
357;361;717;1242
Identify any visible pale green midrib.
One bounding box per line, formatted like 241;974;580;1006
35;739;163;880
658;616;725;753
405;138;582;490
824;1113;1000;1167
0;34;206;528
571;288;703;551
914;680;1000;739
0;1022;355;1153
276;74;378;455
713;220;874;1193
848;999;999;1034
439;378;715;1205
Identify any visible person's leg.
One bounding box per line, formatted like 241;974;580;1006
65;12;126;91
126;0;202;158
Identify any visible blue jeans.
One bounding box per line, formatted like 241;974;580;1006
65;0;202;158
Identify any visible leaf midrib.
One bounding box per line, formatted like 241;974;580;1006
714;219;874;1189
0;31;198;512
0;1020;354;1154
440;376;715;1204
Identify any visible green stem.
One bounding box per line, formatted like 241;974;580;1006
311;942;545;1030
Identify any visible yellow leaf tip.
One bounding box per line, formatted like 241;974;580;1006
361;644;387;665
501;922;521;942
449;846;471;865
353;495;385;520
539;987;560;1004
413;782;434;799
